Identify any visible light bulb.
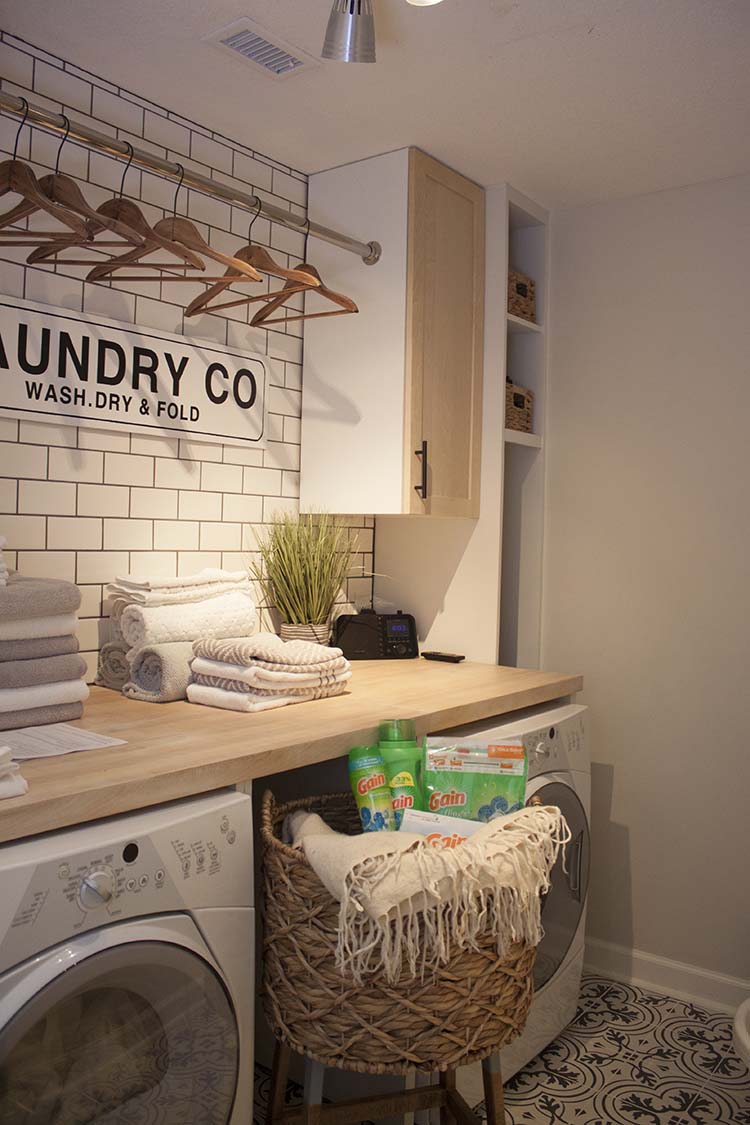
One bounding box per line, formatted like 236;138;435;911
406;0;445;5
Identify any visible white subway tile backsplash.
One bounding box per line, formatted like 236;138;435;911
0;479;17;513
263;496;300;521
178;490;222;521
48;447;104;483
130;487;178;519
199;522;242;551
19;479;76;515
0;33;374;664
75;617;103;651
154;457;201;491
154;520;199;551
104;452;154;487
0;442;47;480
18;549;76;581
104;518;153;551
222;493;264;524
77;483;130;517
77;550;130;584
242;466;282;496
48;516;103;551
0;515;47;549
200;462;243;494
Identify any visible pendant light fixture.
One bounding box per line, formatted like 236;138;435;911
322;0;376;64
406;0;445;5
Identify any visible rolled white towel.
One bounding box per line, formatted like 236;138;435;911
123;641;195;703
120;590;257;649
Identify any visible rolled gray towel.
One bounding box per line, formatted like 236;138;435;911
122;641;194;703
0;635;80;662
0;654;86;691
96;643;130;691
0;701;84;731
0;574;81;621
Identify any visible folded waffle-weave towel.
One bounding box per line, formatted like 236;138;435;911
187;679;348;713
193;632;344;671
114;568;246;592
0;635;80;663
190;655;351;690
120;590;257;649
96;643;130;691
122;641;194;703
191;670;351;697
108;570;252;607
0;680;89;714
0;747;28;798
0;613;79;642
289;805;570;984
0;700;84;732
0;574;81;621
0;654;86;691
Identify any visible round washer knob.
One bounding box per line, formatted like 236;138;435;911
78;867;116;911
533;741;551;761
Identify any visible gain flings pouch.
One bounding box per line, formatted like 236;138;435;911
423;737;527;822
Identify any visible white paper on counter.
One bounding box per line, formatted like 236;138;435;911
2;724;127;760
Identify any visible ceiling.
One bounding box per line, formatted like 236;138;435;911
2;0;749;209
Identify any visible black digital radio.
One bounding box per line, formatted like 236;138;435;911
333;609;419;660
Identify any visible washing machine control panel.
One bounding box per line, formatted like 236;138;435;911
0;792;253;973
519;708;588;779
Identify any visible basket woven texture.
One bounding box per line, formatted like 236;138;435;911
508;269;536;322
505;382;534;433
261;790;536;1076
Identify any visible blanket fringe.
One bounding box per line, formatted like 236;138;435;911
335;807;571;984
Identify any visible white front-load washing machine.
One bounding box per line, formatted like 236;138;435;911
0;789;254;1124
437;703;590;1081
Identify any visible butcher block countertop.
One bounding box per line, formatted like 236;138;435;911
0;660;582;844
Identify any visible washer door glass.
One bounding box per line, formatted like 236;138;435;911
0;940;238;1125
528;781;590;990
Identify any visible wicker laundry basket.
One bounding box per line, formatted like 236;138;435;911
261;790;536;1076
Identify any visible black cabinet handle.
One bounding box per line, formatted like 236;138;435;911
414;440;428;501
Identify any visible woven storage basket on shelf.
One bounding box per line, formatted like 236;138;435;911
505;380;534;433
508;268;536;322
261;790;536;1076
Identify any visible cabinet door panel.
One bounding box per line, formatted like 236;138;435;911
406;150;485;517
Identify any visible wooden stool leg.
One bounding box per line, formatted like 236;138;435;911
267;1042;292;1125
439;1071;457;1125
481;1055;506;1125
302;1057;325;1125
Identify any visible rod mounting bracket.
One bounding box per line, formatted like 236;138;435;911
362;241;382;266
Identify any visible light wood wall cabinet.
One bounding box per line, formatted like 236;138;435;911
300;148;485;517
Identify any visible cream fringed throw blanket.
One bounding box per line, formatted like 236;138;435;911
289;805;570;984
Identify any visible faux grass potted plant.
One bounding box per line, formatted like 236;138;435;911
251;513;357;645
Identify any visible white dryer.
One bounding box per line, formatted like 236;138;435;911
437;703;590;1080
0;789;254;1124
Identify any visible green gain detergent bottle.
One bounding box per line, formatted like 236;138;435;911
378;719;423;828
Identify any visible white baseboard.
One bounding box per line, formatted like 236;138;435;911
585;937;749;1014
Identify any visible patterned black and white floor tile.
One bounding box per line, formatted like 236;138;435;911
475;976;750;1125
252;977;750;1125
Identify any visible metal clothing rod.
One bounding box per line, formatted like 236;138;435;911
0;90;382;264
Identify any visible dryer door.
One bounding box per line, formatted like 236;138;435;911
526;777;590;991
0;934;238;1124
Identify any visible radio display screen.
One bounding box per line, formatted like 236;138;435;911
386;620;410;636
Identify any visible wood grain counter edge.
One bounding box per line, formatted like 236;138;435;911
0;661;583;844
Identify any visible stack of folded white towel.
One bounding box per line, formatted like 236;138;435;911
0;574;89;731
0;536;8;586
98;569;257;704
187;632;352;713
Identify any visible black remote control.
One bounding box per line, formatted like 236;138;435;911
421;651;465;663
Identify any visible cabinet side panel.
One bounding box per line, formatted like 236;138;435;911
301;151;410;515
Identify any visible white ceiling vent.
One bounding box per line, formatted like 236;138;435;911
205;19;319;80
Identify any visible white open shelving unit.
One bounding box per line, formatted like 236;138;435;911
499;188;549;669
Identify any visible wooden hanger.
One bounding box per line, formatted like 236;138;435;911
250;262;358;327
0;101;87;242
184;204;319;317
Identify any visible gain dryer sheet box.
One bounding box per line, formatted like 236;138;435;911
423;736;528;822
400;808;482;849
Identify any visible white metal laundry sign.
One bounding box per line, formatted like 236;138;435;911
0;297;269;448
